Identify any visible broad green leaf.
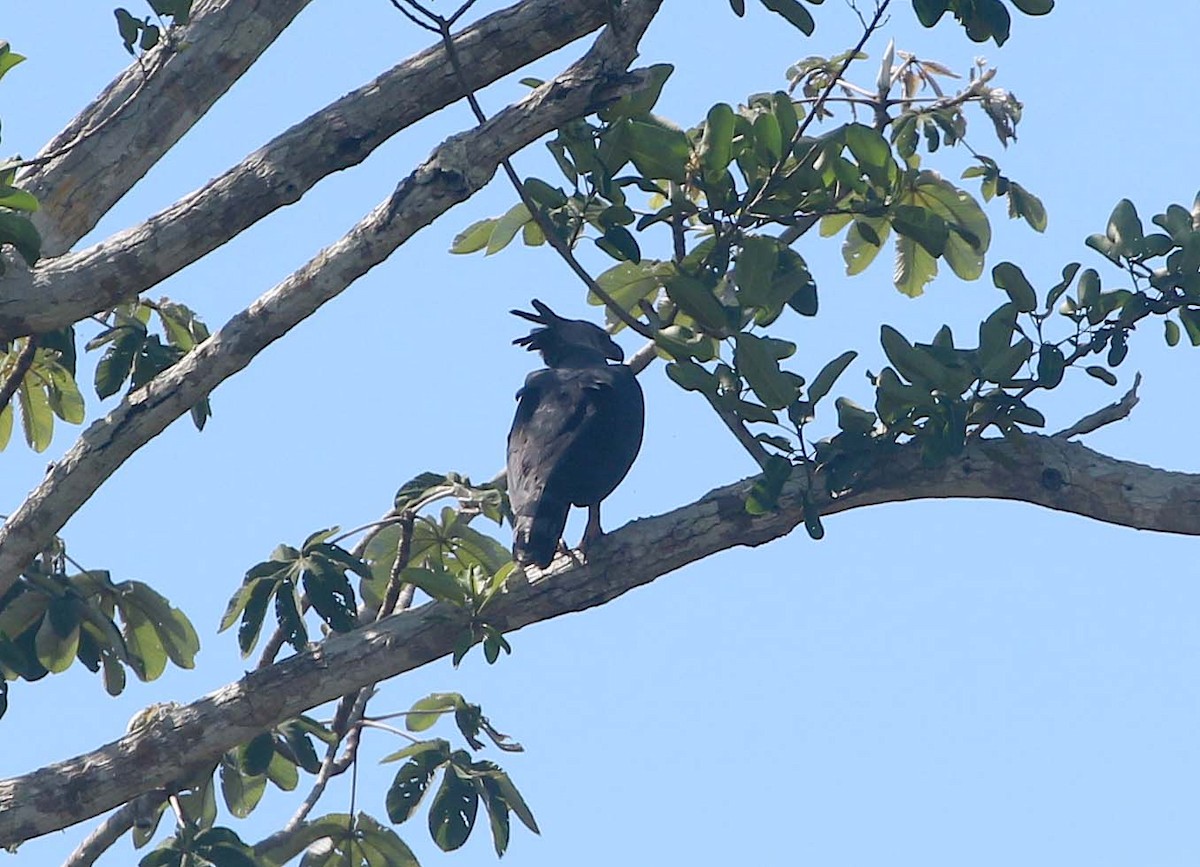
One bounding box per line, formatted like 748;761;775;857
746;455;792;515
597;63;674;122
588;261;663;331
0;187;38;212
893;228;938;297
478;776;512;857
220;761;266;819
734;333;800;409
1085;365;1117;386
1106;198;1144;258
1006;181;1047;231
486;203;531;255
625;118;691;183
841;217;889;276
701;103;736;174
734;235;778;306
17;370;53;452
34;609;79;673
407;693;464;732
663;269;729;332
450;219;498;254
0;211;41;266
1036;344;1065;387
428;768;479;851
807;351;857;406
665;358;718;395
992;262;1037;312
759;0;816;35
835;397;877;435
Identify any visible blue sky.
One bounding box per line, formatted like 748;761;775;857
4;2;1200;865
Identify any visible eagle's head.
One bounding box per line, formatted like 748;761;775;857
511;299;624;367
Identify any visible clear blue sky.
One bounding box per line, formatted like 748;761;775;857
4;2;1200;865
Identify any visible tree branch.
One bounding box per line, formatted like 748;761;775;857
3;433;1198;846
0;2;661;602
0;0;620;340
17;0;316;258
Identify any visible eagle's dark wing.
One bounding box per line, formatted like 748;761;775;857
507;364;644;568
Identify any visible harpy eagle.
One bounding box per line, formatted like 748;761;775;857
506;300;645;568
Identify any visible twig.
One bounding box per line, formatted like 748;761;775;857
0;336;38;416
1052;372;1141;439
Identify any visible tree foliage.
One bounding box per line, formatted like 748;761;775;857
3;0;1199;865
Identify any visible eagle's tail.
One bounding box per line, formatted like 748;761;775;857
512;496;570;569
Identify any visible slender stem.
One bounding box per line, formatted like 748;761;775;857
0;336;38;417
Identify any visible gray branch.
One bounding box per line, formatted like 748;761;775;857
0;0;663;605
3;433;1198;847
0;0;617;340
18;0;315;258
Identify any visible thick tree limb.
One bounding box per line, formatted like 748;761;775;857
2;433;1198;846
17;0;315;258
0;0;663;598
0;0;617;340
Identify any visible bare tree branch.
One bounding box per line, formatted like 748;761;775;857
0;0;619;341
17;0;316;258
2;432;1198;847
0;0;663;601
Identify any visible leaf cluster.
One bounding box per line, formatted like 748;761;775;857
221;529;370;657
383;692;535;857
0;43;41;272
114;1;193;56
367;473;514;666
0;565;198;718
0;330;83;452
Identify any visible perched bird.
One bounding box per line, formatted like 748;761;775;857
506;300;645;568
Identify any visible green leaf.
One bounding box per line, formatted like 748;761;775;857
595;225;641;263
835;397;877;435
701;103;736;174
1085;365;1117;386
238;732;276;776
759;0;816;34
625;118;692;183
807;351;857;406
733;333;800;409
0;44;26;82
428;767;479;851
17;370;53;452
450;218;498;254
407;693;464;732
0;186;39;212
734;235;778;306
486;203;532;255
588;260;664;332
991;262;1037;312
1165;318;1181;347
219;760;266;819
0;211;39;266
35;606;79;673
745;455;792;515
478;776;512;857
597;63;674;122
1106;198;1144;258
1036;344;1065;388
663;269;729;333
1011;0;1053;12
